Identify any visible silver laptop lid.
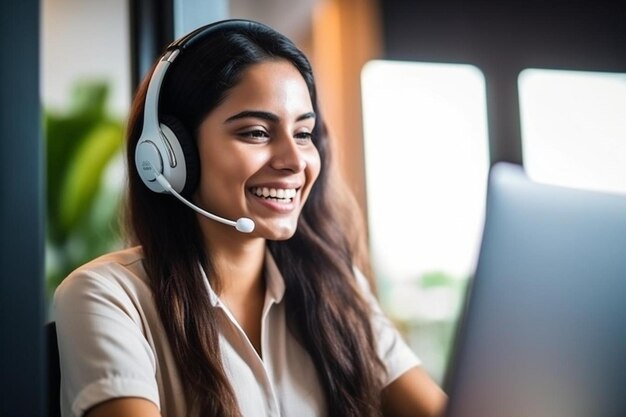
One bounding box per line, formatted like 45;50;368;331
444;162;626;417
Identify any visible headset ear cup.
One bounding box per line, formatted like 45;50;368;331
160;115;200;197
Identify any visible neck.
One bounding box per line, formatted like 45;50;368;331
199;216;266;299
199;216;268;357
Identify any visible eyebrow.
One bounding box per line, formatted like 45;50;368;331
224;110;316;124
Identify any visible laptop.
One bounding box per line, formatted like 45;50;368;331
444;162;626;417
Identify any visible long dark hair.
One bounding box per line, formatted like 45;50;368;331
125;21;384;417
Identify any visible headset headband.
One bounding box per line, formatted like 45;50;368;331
169;19;261;52
136;19;270;194
143;19;266;143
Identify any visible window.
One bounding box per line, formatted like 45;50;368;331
519;69;626;195
361;60;490;382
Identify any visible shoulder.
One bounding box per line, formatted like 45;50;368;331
52;247;165;417
56;246;146;290
53;246;150;318
352;266;377;298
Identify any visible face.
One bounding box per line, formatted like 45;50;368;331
194;59;321;241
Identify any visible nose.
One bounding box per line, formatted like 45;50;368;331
270;133;306;172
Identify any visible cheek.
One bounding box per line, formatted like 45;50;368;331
201;147;267;187
310;148;322;177
304;149;322;191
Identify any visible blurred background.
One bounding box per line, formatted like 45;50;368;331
2;0;625;415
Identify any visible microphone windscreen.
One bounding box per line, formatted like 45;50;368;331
235;218;255;233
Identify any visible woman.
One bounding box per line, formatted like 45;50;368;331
54;19;446;417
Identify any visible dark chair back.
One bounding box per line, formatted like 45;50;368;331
46;322;61;417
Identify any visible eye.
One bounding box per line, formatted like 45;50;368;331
238;129;270;142
294;131;313;144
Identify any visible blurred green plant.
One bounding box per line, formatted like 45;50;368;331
45;81;125;297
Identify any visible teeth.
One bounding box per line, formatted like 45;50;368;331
252;187;297;200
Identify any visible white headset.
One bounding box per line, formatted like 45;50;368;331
134;19;260;233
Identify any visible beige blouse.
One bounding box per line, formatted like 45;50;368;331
54;246;420;417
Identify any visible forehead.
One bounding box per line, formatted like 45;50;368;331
216;59;313;114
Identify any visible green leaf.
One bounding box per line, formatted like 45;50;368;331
45;81;111;243
58;122;123;233
67;81;108;117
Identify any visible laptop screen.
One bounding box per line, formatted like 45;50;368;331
444;163;626;417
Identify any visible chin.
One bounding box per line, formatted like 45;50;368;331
262;221;298;241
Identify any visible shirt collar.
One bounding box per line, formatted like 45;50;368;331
199;262;221;307
264;249;286;304
199;249;286;308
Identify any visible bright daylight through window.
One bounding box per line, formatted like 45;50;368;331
519;69;626;195
361;60;490;382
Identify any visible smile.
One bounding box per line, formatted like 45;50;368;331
250;186;297;203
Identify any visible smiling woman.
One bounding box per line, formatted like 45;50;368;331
53;19;446;417
194;60;321;241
